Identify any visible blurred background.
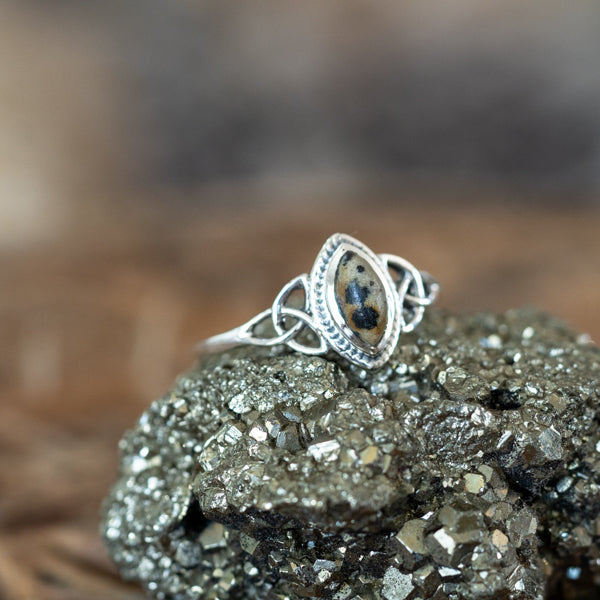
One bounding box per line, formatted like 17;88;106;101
1;2;599;598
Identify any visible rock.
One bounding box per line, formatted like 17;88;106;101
101;308;600;599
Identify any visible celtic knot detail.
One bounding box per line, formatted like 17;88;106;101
238;275;327;355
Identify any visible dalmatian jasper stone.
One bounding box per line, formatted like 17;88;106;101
334;250;388;348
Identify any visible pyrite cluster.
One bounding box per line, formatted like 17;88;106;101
101;309;600;599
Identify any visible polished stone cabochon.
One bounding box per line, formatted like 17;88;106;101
333;250;388;348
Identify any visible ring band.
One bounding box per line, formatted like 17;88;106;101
197;233;439;369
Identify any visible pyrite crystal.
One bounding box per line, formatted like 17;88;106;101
101;309;600;600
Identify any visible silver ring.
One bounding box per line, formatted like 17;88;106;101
196;233;439;369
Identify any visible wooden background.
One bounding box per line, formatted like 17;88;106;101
1;2;600;598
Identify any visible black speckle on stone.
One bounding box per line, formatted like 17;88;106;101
341;251;355;266
351;306;380;330
357;265;365;273
345;279;370;305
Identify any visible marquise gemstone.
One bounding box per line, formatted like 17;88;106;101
334;250;388;347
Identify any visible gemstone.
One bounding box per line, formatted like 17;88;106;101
334;250;387;347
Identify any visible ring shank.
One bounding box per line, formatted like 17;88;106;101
196;328;248;354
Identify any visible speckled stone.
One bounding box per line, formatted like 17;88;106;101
334;250;387;347
101;308;600;600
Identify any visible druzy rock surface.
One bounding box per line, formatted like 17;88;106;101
101;309;600;600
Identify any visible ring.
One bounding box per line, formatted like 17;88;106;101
197;233;439;369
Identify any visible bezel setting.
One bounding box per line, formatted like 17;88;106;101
309;234;404;369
